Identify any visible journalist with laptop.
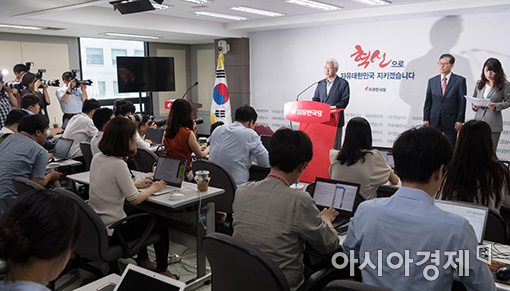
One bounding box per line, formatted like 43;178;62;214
343;127;495;291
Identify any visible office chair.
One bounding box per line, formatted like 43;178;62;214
203;232;335;291
79;142;93;171
12;176;45;195
133;148;158;172
485;209;508;244
192;159;236;234
53;189;160;276
305;182;316;197
376;185;398;198
324;280;390;291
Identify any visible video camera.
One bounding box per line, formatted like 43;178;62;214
70;69;93;86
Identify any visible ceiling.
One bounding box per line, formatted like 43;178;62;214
0;0;509;44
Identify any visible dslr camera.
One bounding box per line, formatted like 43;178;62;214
0;69;23;90
34;68;60;88
71;69;93;86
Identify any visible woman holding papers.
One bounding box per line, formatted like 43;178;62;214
439;120;510;213
472;58;510;150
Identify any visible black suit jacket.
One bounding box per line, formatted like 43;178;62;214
423;73;467;129
312;76;350;127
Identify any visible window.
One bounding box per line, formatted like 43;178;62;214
113;81;119;95
98;81;106;97
86;48;104;65
134;49;144;56
111;49;127;65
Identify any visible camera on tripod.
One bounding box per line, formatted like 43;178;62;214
71;69;93;87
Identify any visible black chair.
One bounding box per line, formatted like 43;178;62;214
192;159;236;234
376;185;398;198
203;232;334;291
12;176;45;194
325;280;390;291
79;142;93;171
305;182;316;197
133;148;158;173
54;189;160;276
485;209;508;243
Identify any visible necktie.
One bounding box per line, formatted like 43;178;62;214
442;77;447;96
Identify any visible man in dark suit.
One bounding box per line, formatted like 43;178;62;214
423;54;467;145
312;58;350;149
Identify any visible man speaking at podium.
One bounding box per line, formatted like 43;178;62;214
312;58;350;149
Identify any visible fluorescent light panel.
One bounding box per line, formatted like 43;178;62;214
0;24;43;30
195;11;247;21
231;6;284;17
103;32;160;40
183;0;210;4
352;0;391;5
285;0;341;11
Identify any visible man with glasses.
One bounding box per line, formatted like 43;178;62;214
313;58;350;149
423;53;467;145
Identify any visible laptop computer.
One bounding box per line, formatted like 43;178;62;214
434;200;488;244
146;127;164;146
112;264;185;291
313;178;363;233
374;146;394;168
152;156;186;195
51;137;73;161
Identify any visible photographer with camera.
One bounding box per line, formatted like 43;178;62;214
21;72;51;123
10;63;29;109
56;70;88;128
0;79;18;128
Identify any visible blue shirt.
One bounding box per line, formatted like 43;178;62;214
343;187;495;291
0;133;48;199
56;86;83;113
0;281;51;291
209;121;269;185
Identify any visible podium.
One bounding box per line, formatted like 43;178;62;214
284;101;342;183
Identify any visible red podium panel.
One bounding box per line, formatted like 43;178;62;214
284;101;342;183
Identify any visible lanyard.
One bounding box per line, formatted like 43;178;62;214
19;132;35;141
268;174;290;187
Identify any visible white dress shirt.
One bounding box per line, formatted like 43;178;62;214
62;113;98;158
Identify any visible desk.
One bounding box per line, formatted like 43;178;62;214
66;170;225;290
73;274;120;291
46;159;82;169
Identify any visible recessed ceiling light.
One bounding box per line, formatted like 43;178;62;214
103;32;160;40
352;0;391;6
194;11;247;21
0;24;43;30
230;6;284;17
285;0;341;11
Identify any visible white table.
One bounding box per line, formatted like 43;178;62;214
73;274;120;291
67;170;224;290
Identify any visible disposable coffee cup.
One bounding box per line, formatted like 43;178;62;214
195;170;210;192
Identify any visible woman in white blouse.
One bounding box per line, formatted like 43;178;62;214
329;117;399;200
472;58;510;150
88;116;177;278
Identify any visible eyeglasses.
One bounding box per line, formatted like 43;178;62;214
437;62;452;66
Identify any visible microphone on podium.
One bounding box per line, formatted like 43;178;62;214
296;81;319;101
181;81;199;99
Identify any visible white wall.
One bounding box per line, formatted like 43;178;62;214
250;12;510;159
0;38;71;126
